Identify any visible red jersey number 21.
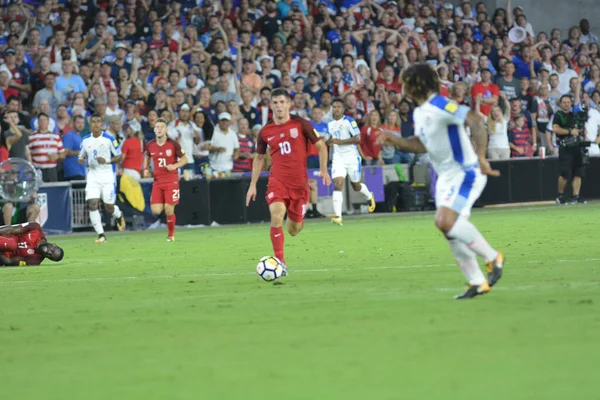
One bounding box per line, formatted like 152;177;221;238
158;158;167;167
280;141;291;155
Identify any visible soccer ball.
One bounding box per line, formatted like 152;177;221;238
256;256;284;281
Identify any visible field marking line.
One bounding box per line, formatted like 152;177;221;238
0;258;599;285
51;203;596;239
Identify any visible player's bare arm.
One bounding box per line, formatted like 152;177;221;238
166;153;188;171
142;154;152;177
315;140;332;186
376;134;427;154
246;153;266;206
97;154;124;165
331;135;360;145
465;109;500;177
0;222;40;236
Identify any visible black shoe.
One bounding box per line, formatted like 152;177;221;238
305;209;316;219
556;195;568;204
455;282;491;300
312;210;325;218
569;196;587;205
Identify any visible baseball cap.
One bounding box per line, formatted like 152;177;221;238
218;112;231;121
180;104;191;111
160;59;171;65
115;43;128;50
4;48;16;56
124;99;135;106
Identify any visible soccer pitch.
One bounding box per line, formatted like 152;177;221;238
1;204;599;399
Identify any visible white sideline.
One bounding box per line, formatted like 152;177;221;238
0;258;599;285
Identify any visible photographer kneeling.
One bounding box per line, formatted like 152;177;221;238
552;94;588;204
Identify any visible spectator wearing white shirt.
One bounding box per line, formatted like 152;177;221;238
581;92;600;157
579;19;598;44
105;89;124;119
167;104;201;172
554;54;578;95
206;112;240;174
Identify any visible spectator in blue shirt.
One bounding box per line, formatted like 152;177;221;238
61;115;86;181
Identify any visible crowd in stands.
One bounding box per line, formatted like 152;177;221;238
0;0;599;183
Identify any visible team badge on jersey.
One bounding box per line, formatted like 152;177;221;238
290;128;298;139
444;102;458;113
166;149;172;156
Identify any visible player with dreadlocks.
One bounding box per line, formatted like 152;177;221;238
377;63;506;299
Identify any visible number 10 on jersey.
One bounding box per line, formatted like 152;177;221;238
280;141;291;155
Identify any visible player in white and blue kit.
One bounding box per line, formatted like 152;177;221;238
327;99;375;226
78;114;125;243
378;64;505;299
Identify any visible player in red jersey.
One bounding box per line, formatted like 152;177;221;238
246;88;331;271
143;118;188;242
0;222;64;266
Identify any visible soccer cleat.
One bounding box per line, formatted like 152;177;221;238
95;234;107;244
454;281;491;299
556;195;568;204
331;216;343;226
116;215;126;232
486;251;505;287
280;262;289;277
167;236;175;242
367;192;376;213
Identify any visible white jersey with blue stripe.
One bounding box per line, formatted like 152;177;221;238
327;115;361;160
79;132;121;181
414;94;479;175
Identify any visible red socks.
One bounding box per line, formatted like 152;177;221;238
270;226;285;264
0;236;17;252
166;214;176;237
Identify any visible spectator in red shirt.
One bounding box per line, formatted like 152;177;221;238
360;110;384;166
121;124;145;181
471;69;499;116
375;65;403;93
509;114;534;158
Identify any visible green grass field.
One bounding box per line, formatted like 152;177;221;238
1;204;599;399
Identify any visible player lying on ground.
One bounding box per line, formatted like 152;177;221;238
78;114;126;243
0;222;64;266
377;63;505;299
327;98;376;226
246;88;331;271
143;118;188;242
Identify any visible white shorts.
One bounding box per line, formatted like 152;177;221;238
332;156;362;182
85;178;117;204
436;169;487;217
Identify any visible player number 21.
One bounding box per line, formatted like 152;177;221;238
158;158;167;167
172;189;180;200
280;141;292;155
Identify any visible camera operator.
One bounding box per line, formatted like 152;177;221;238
552;93;587;204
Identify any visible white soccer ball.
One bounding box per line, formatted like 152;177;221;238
256;256;284;282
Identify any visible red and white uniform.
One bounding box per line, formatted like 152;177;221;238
1;223;46;266
146;138;184;205
257;115;321;223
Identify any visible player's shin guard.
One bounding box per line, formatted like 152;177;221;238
447;217;498;262
448;239;486;286
112;205;123;219
358;183;372;200
332;190;343;218
90;210;104;235
0;236;17;252
166;214;176;237
270;226;285;264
